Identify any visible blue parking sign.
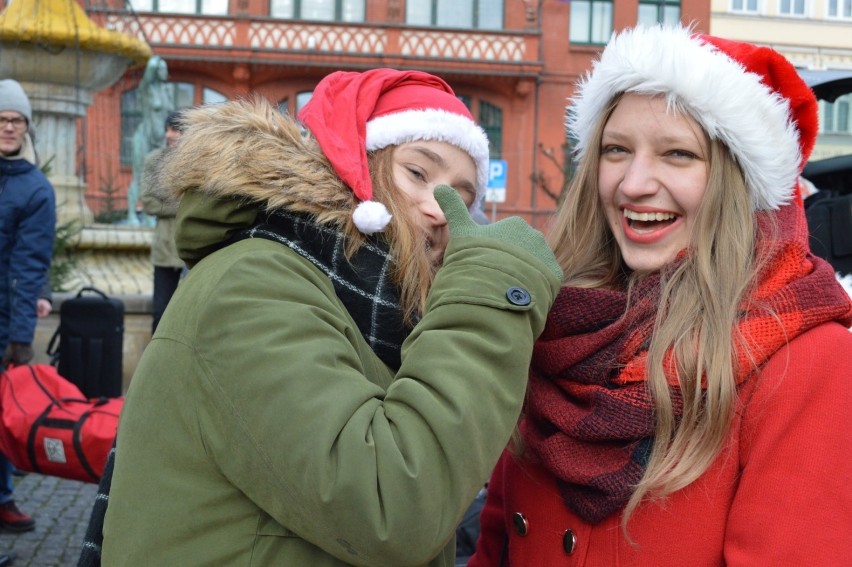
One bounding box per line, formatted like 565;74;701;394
486;159;507;203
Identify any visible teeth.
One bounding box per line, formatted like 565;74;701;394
623;210;676;222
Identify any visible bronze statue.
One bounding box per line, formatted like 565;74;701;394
126;56;173;225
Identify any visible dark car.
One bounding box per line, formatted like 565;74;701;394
798;69;852;276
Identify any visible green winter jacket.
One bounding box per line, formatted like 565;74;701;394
101;101;561;566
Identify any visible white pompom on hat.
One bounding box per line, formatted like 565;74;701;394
298;68;490;234
567;25;819;211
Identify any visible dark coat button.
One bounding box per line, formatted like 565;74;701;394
506;286;531;306
512;512;529;536
563;529;577;555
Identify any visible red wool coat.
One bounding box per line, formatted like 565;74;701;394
470;322;852;566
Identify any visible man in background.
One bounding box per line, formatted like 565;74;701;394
141;109;186;333
0;79;56;532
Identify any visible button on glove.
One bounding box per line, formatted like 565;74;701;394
434;185;563;282
2;342;35;367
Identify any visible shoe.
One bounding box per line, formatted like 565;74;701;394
0;500;34;532
11;467;27;477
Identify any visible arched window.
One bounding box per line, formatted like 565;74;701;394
457;95;502;158
478;100;503;158
203;88;227;104
296;91;314;114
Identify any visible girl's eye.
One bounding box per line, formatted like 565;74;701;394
407;167;426;181
601;145;626;155
668;149;697;159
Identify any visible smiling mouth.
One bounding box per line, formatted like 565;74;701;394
623;209;678;233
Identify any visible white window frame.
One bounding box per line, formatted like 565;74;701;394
269;0;365;22
637;0;681;26
404;0;504;31
826;0;852;19
820;96;851;135
131;0;229;15
569;0;614;45
778;0;807;17
730;0;760;14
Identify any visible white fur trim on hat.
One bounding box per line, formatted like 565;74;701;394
567;25;801;211
366;109;490;201
352;200;393;234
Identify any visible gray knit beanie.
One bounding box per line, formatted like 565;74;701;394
0;79;32;123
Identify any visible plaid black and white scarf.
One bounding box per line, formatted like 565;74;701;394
245;210;409;370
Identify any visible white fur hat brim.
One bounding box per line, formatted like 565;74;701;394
366;108;490;201
567;25;803;211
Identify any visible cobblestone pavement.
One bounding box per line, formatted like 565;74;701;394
0;473;97;566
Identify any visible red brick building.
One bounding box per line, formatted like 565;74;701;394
83;0;709;228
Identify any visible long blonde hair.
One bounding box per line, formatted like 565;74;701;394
548;94;760;527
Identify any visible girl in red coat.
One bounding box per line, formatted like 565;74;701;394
470;25;852;567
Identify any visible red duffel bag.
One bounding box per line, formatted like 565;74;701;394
0;363;122;483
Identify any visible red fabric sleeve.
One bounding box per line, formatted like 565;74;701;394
468;451;510;567
725;323;852;565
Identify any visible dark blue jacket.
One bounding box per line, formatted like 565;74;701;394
0;156;56;348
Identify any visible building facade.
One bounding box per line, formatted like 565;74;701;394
710;0;852;160
77;0;709;228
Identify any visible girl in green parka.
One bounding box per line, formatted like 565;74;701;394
80;69;562;566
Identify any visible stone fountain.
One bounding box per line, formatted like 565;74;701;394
0;0;151;227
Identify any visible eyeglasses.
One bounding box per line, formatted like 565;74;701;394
0;117;27;130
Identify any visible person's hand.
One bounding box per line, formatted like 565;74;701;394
2;342;34;367
37;298;52;318
434;185;563;282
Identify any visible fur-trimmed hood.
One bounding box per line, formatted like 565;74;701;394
162;98;358;266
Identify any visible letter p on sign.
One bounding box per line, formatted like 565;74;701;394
486;159;507;203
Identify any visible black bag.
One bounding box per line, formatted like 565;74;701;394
47;287;125;398
805;192;852;277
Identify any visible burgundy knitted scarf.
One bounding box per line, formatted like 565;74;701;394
524;201;852;524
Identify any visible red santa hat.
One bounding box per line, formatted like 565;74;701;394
298;68;490;234
567;25;818;211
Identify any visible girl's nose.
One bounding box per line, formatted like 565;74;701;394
422;191;448;227
619;153;660;198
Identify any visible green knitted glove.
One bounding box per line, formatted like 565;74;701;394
434;185;563;281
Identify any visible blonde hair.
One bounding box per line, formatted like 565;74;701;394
549;94;761;529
